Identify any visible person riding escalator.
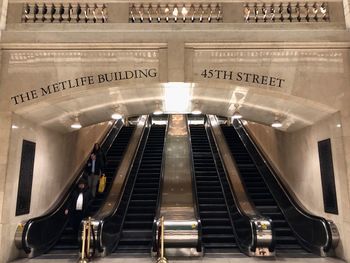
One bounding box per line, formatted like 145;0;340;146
64;179;92;236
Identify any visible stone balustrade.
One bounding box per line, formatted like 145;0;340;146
22;3;107;23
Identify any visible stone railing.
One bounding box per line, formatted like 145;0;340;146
243;2;329;23
129;3;222;23
22;3;107;23
20;2;331;24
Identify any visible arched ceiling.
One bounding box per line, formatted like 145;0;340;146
12;82;337;133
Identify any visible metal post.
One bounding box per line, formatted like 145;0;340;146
78;221;88;263
86;217;91;257
156;216;168;263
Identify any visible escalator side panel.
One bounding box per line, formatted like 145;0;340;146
221;125;309;255
49;126;135;253
114;126;166;254
189;125;239;253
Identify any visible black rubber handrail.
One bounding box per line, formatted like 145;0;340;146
152;116;169;253
205;124;258;254
233;119;333;255
186;117;203;252
20;120;123;257
98;122;151;254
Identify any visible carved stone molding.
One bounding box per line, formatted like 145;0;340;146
8;50;159;63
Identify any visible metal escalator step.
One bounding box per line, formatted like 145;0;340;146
50;244;79;250
255;205;279;212
202;233;235;241
122;229;153;238
202;226;233;234
204;242;238;249
198;198;225;204
115;245;150;253
252;199;276;205
200;211;229;218
275;235;298;244
274;227;293;235
131;193;158;200
199;204;227;211
197;192;224;197
201;218;231;226
118;237;151;246
275;243;307;251
270;220;289;228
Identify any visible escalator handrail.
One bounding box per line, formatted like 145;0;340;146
152;117;169;252
93;118;146;220
207;115;274;255
204;123;256;253
98;118;151;253
20;120;123;255
186;118;203;252
233;119;333;252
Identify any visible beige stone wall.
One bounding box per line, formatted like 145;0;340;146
67;121;113;178
0;111;13;263
0;115;111;263
247;114;350;261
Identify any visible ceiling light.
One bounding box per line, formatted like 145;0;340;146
111;105;123;120
153;110;163;115
192;102;201;115
71;116;82;129
12;125;18;129
232;103;242;119
271;119;282;128
336;123;341;128
154;102;163;115
111;113;123;120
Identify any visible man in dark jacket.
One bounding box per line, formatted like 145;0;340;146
65;179;92;235
85;153;103;198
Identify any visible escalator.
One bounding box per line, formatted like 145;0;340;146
16;121;136;258
48;126;135;255
112;125;166;254
189;125;239;253
221;125;311;255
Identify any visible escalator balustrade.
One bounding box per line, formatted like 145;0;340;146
221;125;309;255
113;125;166;254
50;126;135;254
190;125;239;253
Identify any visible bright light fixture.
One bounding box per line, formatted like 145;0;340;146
192;102;201;115
12;125;18;129
71;116;82;129
154;102;163;115
271;119;282;128
164;82;191;113
153;109;163;115
111;113;123;120
232;111;242;119
336;124;341;128
71;122;82;129
111;105;123;120
192;110;202;115
232;103;242;119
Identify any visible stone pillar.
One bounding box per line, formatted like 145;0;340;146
0;0;8;32
0;111;13;263
167;41;185;82
343;0;350;28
